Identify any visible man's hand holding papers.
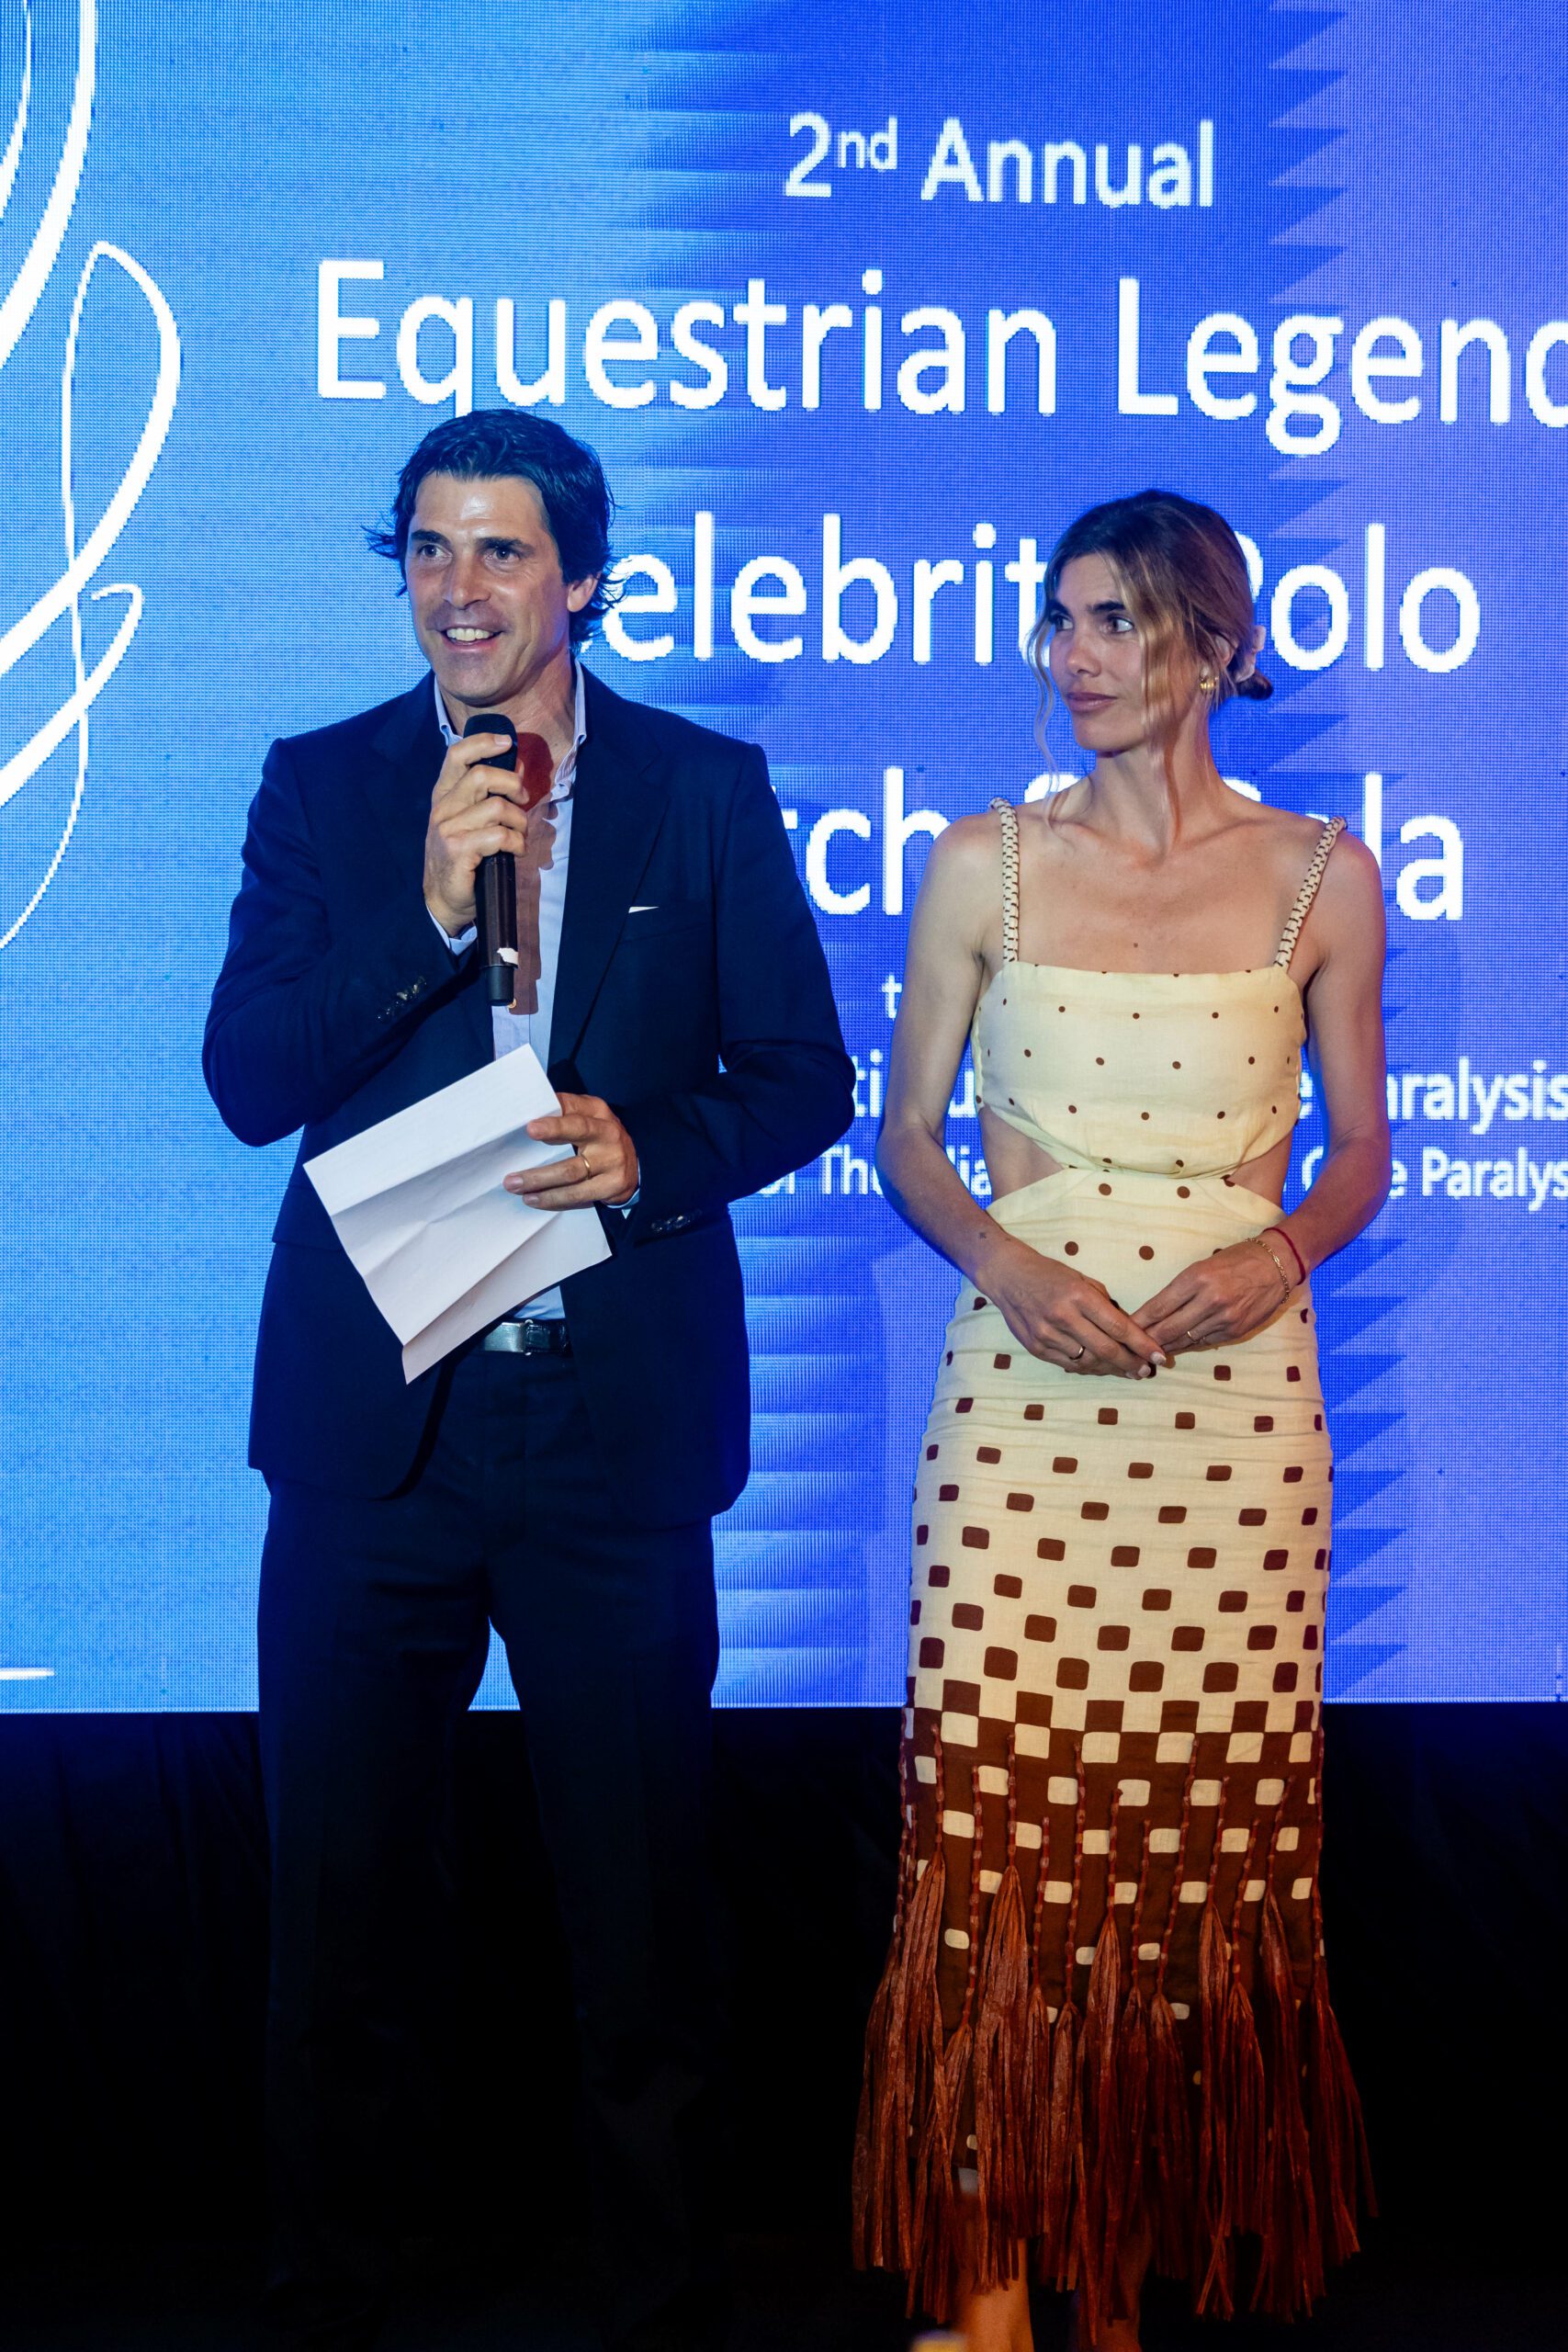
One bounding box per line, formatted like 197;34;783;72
304;1046;610;1385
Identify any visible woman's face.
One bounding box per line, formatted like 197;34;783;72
1045;551;1171;755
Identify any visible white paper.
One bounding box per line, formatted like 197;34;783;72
304;1048;610;1383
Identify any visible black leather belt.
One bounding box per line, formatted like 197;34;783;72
481;1318;572;1357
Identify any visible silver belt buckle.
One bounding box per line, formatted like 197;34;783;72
482;1317;563;1356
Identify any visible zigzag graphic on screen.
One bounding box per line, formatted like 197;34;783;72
716;1229;881;1703
0;0;181;952
1266;819;1412;1701
1315;1236;1408;1699
1266;10;1416;1702
1268;0;1349;291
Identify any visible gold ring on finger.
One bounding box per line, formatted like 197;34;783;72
579;1148;593;1178
1071;1341;1086;1360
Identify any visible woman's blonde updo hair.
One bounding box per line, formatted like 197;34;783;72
1028;489;1271;752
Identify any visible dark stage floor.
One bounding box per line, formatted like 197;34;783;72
4;2227;1560;2352
6;1708;1563;2351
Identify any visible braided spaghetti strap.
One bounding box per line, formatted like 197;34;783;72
990;797;1020;964
1273;816;1347;969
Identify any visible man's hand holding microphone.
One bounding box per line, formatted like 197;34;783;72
421;724;529;940
421;722;639;1209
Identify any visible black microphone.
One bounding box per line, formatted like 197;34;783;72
463;711;519;1006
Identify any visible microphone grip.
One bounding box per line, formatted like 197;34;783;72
478;850;517;1007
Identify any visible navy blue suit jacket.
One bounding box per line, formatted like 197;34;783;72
203;667;853;1525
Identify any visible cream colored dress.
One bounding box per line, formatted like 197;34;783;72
854;808;1369;2329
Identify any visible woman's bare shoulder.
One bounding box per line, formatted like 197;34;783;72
940;802;1010;852
1313;823;1382;922
1292;817;1382;986
1234;800;1371;890
1236;800;1330;851
921;805;1009;892
1252;805;1378;898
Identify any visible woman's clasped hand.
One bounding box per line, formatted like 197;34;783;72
982;1231;1296;1377
1135;1236;1301;1357
981;1232;1168;1378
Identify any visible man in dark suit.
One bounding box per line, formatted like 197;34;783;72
204;411;853;2352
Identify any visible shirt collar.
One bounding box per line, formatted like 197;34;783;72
431;662;587;805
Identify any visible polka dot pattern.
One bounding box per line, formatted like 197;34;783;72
971;943;1305;1182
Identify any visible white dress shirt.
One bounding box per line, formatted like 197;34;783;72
430;665;587;1319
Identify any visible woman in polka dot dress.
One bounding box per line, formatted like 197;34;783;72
852;492;1391;2350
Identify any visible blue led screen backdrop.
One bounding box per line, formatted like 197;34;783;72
3;0;1564;1709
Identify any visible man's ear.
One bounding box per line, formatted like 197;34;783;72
566;573;601;613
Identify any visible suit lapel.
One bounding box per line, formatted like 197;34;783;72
367;675;444;900
548;671;670;1074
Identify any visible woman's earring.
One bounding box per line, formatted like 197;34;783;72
1197;670;1217;694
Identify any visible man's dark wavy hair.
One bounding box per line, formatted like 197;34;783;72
366;410;618;647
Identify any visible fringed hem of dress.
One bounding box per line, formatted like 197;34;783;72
852;1736;1373;2335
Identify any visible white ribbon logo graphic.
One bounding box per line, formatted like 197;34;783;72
2;0;179;1684
0;0;181;956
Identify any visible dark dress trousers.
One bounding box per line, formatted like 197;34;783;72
204;668;853;2349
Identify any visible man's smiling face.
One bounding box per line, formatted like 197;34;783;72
404;471;597;718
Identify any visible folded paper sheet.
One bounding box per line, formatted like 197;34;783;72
304;1047;610;1383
